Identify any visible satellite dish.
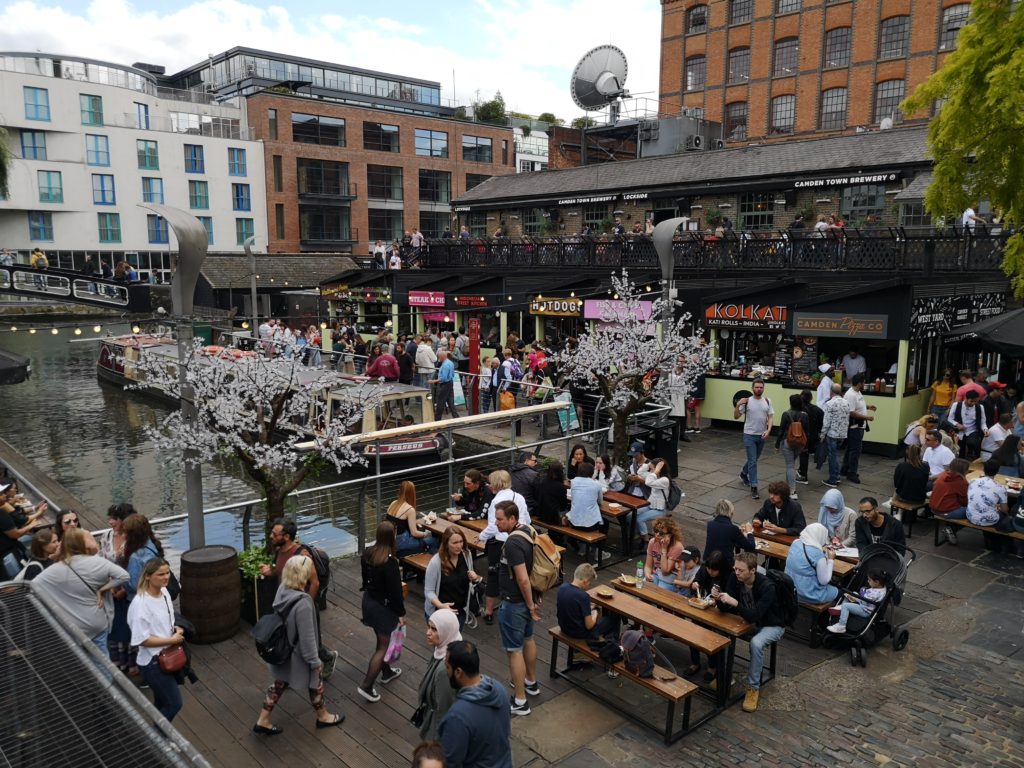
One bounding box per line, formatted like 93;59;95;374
571;44;630;111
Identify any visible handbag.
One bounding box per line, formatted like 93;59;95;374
500;390;516;411
384;624;406;663
158;644;187;674
410;701;427;728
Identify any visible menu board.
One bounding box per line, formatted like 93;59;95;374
773;336;794;380
791;336;819;383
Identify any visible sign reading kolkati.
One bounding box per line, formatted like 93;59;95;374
705;303;788;330
530;298;583;316
792;312;889;338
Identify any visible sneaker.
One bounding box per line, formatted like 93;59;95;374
524;680;540;697
796;474;809;484
943;526;958;545
685;427;697;434
790;490;799;500
826;623;847;634
742;686;760;713
593;550;612;563
380;667;402;684
510;700;531;717
823;479;840;488
740;473;750;487
320;650;338;679
694;428;702;434
606;669;620;679
357;686;381;703
751;487;760;500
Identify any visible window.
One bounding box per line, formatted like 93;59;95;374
874;79;905;123
148;214;169;244
466;173;491;190
80;94;103;126
37;171;63;203
24;87;50;121
98;213;121;243
135;102;150;129
363;122;400;152
232;183;251;211
142;177;164;204
86;134;110;166
776;0;800;13
739;192;774;230
292;113;346;146
824;27;852;68
419;212;450;239
419;170;451;204
275;204;285;239
28;212;54;241
819;88;848;130
773;38;799;77
298;159;350;196
685;56;707;91
197;216;214;245
462;136;493;163
582;203;609;231
940;4;970;50
228;148;247;176
899;202;931;227
523;207;544;237
189;180;209;209
268;108;278;140
730;0;752;24
728;48;751;83
367;165;403;200
840;184;886;223
468;212;487;238
725;102;748;141
137;140;159;170
92;174;115;205
236;218;255;245
770;95;796;134
415;129;449;158
299;206;351;242
687;4;708;33
879;16;910;59
184;144;205;173
21;130;46;160
368;209;404;242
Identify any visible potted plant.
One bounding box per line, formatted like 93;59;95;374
238;546;276;626
705;208;724;229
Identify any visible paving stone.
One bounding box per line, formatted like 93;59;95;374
925;563;1000;598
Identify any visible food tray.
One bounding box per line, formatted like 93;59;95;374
619;574;638;586
687;597;714;610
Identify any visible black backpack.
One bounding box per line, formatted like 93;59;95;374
296;544;331;610
620;629;655;678
765;569;799;627
251;600;298;665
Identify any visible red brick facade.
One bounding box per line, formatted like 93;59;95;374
659;0;958;144
246;93;515;254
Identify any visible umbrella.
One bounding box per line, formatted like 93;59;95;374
0;347;31;385
942;308;1024;357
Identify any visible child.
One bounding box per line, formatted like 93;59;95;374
673;547;702;597
826;569;889;634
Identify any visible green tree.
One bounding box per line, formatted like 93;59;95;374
475;91;507;125
0;127;12;199
571;116;597;129
537;112;559;125
901;0;1024;297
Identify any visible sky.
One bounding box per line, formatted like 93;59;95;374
0;0;662;121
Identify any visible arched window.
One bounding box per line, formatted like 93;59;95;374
730;0;752;24
685;56;707;91
770;94;795;134
776;0;801;13
939;4;970;50
874;80;905;123
823;27;851;68
773;38;799;77
687;4;708;33
725;102;748;141
879;16;910;58
819;88;848;130
728;47;751;83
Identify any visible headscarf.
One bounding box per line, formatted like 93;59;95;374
817;488;846;536
429;608;462;660
798;522;830;552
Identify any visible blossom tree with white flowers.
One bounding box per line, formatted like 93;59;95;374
558;270;710;467
131;341;384;526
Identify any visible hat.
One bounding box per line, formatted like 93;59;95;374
628;441;646;456
681;547;700;562
989;381;1007;389
818;363;831;374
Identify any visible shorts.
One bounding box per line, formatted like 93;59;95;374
497;599;533;652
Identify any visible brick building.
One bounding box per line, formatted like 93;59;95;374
659;0;969;144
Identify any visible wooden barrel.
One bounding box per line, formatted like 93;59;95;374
179;545;240;644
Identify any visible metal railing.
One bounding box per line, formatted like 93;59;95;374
0;264;132;307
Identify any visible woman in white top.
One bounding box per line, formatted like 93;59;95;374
127;557;185;721
478;470;528;625
902;414;938;450
639;459;671;540
592;454;625;492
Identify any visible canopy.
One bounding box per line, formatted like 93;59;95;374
0;347;30;385
942;308;1024;357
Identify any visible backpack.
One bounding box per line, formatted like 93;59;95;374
508;357;524;381
509;525;561;594
620;629;654;678
251;600;298;665
296;544;331;611
785;412;808;451
665;481;683;512
765;569;799;627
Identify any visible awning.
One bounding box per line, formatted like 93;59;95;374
943;308;1024;357
0;347;30;385
894;172;933;201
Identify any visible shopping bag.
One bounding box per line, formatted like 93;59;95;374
384;624;406;663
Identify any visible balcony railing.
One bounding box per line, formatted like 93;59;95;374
298;182;358;200
118;113;253;140
300;227;359;250
411;228;1012;273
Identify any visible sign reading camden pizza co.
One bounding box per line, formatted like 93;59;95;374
529;298;583;316
408;291;445;307
792;312;889;338
705;303;788;330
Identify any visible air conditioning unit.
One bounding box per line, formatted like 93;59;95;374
685;135;704;150
712;139;725;150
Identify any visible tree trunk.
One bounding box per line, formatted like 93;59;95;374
610;409;632;467
263;489;288;538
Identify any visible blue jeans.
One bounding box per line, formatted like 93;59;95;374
742;434;765;487
498;599;533;652
636;505;661;536
937;506;967;520
396;531;438;557
931;405;949;421
825;436;842;483
837;601;873;626
748;625;785;690
842;428;864;479
142;658;183;721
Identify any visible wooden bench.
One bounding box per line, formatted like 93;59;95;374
934;516;1024;548
548;626;699;744
890;498;928;537
532;519;607;568
401;552;433;581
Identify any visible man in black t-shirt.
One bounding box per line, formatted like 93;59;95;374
495;500;539;717
556;563;620;650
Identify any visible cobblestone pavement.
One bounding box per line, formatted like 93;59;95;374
512;426;1024;767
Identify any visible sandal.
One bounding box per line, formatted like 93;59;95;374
252;724;283;736
315;714;345;729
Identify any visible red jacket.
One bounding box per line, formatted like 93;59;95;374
930;470;967;513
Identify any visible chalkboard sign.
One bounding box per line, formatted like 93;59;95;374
774;335;794;380
792;336;819;382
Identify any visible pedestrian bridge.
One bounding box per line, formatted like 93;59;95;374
0;263;151;312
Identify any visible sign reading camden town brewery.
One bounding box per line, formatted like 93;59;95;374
704;303;788;330
529;298;583;316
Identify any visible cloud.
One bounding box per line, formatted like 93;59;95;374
0;0;661;120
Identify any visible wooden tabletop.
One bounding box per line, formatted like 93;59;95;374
457;517;487;533
587;587;730;656
753;531;855;575
965;472;1023;494
611;578;753;637
420;517;485;552
603;490;646;515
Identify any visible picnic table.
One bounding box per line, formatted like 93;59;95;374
753;529;857;573
965;472;1023;495
420;516;485;553
602;490;646;556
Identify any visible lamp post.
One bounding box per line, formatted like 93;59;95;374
139;203;209;549
243;236;258;335
652;217;688;337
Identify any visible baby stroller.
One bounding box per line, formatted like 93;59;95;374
823;543;915;667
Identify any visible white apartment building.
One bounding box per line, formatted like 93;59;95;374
0;53;267;275
513;125;549;174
